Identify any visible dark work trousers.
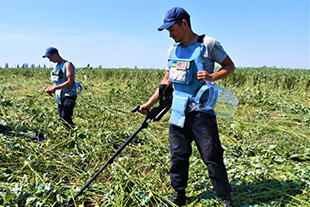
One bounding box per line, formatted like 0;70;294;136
58;96;77;129
169;111;231;198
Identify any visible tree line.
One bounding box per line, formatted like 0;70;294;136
0;63;51;69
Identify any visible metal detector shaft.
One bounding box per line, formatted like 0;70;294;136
0;126;42;141
66;88;173;206
67;118;151;205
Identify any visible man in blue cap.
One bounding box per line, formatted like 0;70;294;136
139;7;235;207
43;47;77;129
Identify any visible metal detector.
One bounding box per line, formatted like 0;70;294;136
65;85;173;206
0;124;45;141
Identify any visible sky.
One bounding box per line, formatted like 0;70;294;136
0;0;309;69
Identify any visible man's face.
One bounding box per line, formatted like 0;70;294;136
167;22;184;43
47;54;57;63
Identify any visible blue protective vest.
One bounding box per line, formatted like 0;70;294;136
168;36;216;127
51;61;75;105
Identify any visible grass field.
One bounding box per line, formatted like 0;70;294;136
0;67;309;207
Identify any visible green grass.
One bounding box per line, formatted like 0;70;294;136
0;67;309;206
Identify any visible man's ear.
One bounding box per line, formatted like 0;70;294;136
182;19;188;27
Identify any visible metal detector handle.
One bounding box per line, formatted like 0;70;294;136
153;101;172;121
131;105;140;113
131;92;172;122
131;105;150;114
150;95;173;122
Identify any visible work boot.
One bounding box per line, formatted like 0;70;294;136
162;190;186;207
221;196;233;207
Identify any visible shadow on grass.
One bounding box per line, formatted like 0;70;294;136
187;179;307;206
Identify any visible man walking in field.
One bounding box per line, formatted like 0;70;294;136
43;47;77;129
139;7;235;207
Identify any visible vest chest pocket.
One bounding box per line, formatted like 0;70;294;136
51;70;63;82
168;59;193;84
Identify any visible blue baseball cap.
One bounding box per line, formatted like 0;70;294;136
42;47;58;58
158;7;190;31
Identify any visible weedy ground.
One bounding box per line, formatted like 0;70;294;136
0;67;309;207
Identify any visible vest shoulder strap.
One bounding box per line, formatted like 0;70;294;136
197;34;205;43
62;60;68;71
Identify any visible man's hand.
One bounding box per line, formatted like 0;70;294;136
197;71;212;83
138;104;151;115
45;86;56;97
